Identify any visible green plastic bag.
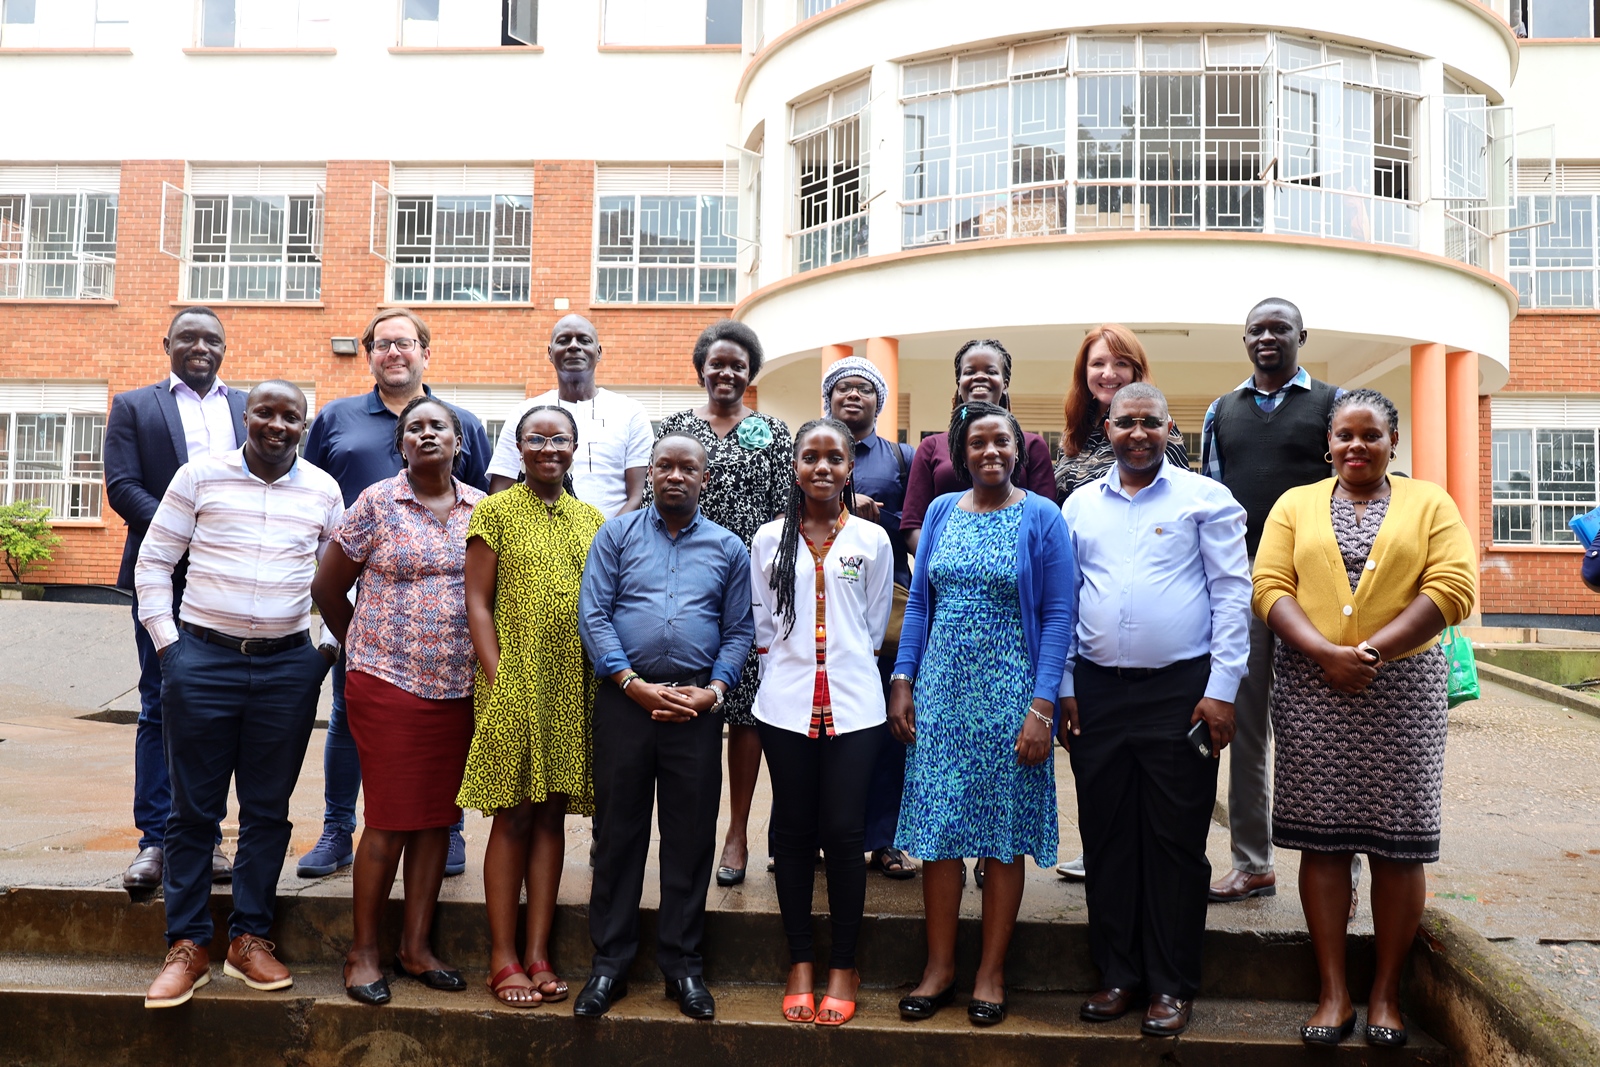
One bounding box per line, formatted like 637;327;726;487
1442;626;1480;708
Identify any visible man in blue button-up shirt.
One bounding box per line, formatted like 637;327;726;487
575;433;754;1021
1059;383;1251;1038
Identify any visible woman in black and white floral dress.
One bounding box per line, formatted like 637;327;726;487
646;319;792;888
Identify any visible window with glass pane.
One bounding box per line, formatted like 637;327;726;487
391;193;531;303
0;191;117;300
793;82;869;273
1490;426;1599;545
0;411;104;520
593;194;736;304
1508;194;1598;309
401;0;535;46
187;193;322;302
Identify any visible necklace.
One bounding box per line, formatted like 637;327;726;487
969;485;1021;513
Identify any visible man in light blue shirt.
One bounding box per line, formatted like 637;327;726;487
1059;382;1251;1038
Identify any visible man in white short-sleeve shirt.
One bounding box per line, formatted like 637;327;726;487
487;314;653;518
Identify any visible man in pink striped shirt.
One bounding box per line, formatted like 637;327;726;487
135;380;344;1009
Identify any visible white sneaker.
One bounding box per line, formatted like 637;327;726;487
1057;854;1086;880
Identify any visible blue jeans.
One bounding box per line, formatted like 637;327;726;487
131;597;171;850
161;630;329;945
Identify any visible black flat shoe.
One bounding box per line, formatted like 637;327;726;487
573;975;628;1017
715;865;745;887
974;858;987;889
393;957;467;992
345;977;391;1005
1301;1014;1357;1045
1365;1023;1408;1047
665;975;716;1020
898;982;956;1020
968;997;1007;1026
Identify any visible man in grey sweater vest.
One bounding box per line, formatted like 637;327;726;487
1199;297;1341;903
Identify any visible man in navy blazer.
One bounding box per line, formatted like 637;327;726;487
104;306;246;893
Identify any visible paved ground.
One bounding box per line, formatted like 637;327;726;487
1;600;1597;1026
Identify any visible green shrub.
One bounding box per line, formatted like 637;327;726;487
0;501;61;584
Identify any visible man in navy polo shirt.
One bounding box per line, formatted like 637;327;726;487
295;308;491;879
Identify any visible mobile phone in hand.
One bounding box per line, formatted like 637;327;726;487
1186;719;1213;759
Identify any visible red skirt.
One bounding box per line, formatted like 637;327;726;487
344;669;473;832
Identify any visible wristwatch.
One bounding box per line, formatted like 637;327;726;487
890;673;914;686
709;684;727;711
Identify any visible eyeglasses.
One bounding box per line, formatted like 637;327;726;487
832;381;876;399
372;338;422;354
521;433;574;451
1109;415;1167;430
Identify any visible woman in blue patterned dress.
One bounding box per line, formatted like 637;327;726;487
888;400;1076;1026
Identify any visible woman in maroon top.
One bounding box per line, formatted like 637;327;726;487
901;339;1057;557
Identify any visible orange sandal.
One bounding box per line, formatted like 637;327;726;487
525;960;568;1004
815;994;856;1026
781;992;815;1022
487;963;541;1008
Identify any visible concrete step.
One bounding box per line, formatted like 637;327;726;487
0;885;1371;1001
0;953;1450;1067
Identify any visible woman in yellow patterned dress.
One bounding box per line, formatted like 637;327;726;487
460;404;605;1007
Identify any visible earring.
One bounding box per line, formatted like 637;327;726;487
1324;451;1333;463
1391;449;1398;460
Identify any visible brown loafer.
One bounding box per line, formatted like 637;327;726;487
1142;994;1192;1036
123;845;164;890
144;940;211;1008
1080;986;1141;1021
1208;868;1276;903
224;934;293;991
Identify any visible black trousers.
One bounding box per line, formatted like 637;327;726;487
757;720;885;970
1070;656;1218;1000
589;673;722;981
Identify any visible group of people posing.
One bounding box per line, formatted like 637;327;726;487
110;296;1475;1048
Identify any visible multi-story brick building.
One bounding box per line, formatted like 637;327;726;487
2;0;1598;626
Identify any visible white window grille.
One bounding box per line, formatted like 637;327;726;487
893;34;1423;253
594;167;737;304
1509;164;1600;308
618;386;709;432
400;0;534;46
1490;397;1600;545
425;384;526;444
1;0;127;47
0;381;108;521
799;0;844;17
0;166;119;300
373;166;534;304
161;166;324;303
792;79;870;273
197;0;332;48
602;0;739;45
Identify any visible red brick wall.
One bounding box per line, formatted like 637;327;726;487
1479;310;1600;619
1;160;725;585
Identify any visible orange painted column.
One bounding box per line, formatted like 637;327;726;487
1410;343;1448;488
1445;349;1482;552
820;344;854;418
865;336;900;440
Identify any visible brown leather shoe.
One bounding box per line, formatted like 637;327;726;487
211;845;233;884
1142;994;1192;1035
224;934;293;991
123;845;164;890
1208;868;1276;903
144;940;211;1008
1080;987;1141;1021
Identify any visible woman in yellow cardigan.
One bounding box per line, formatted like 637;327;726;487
1252;389;1475;1050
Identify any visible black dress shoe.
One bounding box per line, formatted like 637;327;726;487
1080;986;1141;1021
968;998;1007;1026
211;845;233;884
345;977;391;1005
573;975;627;1018
1301;1013;1357;1045
123;846;164;890
898;982;956;1020
392;957;467;992
665;975;716;1020
1365;1023;1408;1047
715;866;745;887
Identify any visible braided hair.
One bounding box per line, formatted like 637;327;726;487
1327;388;1399;436
393;395;464;476
769;418;858;639
948;400;1027;489
951;338;1014;410
514;404;580;499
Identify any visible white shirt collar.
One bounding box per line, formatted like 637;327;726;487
168;372;229;400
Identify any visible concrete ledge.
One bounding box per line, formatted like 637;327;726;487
1411;907;1600;1067
1475;662;1600;722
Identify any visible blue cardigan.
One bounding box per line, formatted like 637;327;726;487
893;490;1077;709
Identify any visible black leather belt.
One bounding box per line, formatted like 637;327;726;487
1078;654;1208;680
181;621;310;657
